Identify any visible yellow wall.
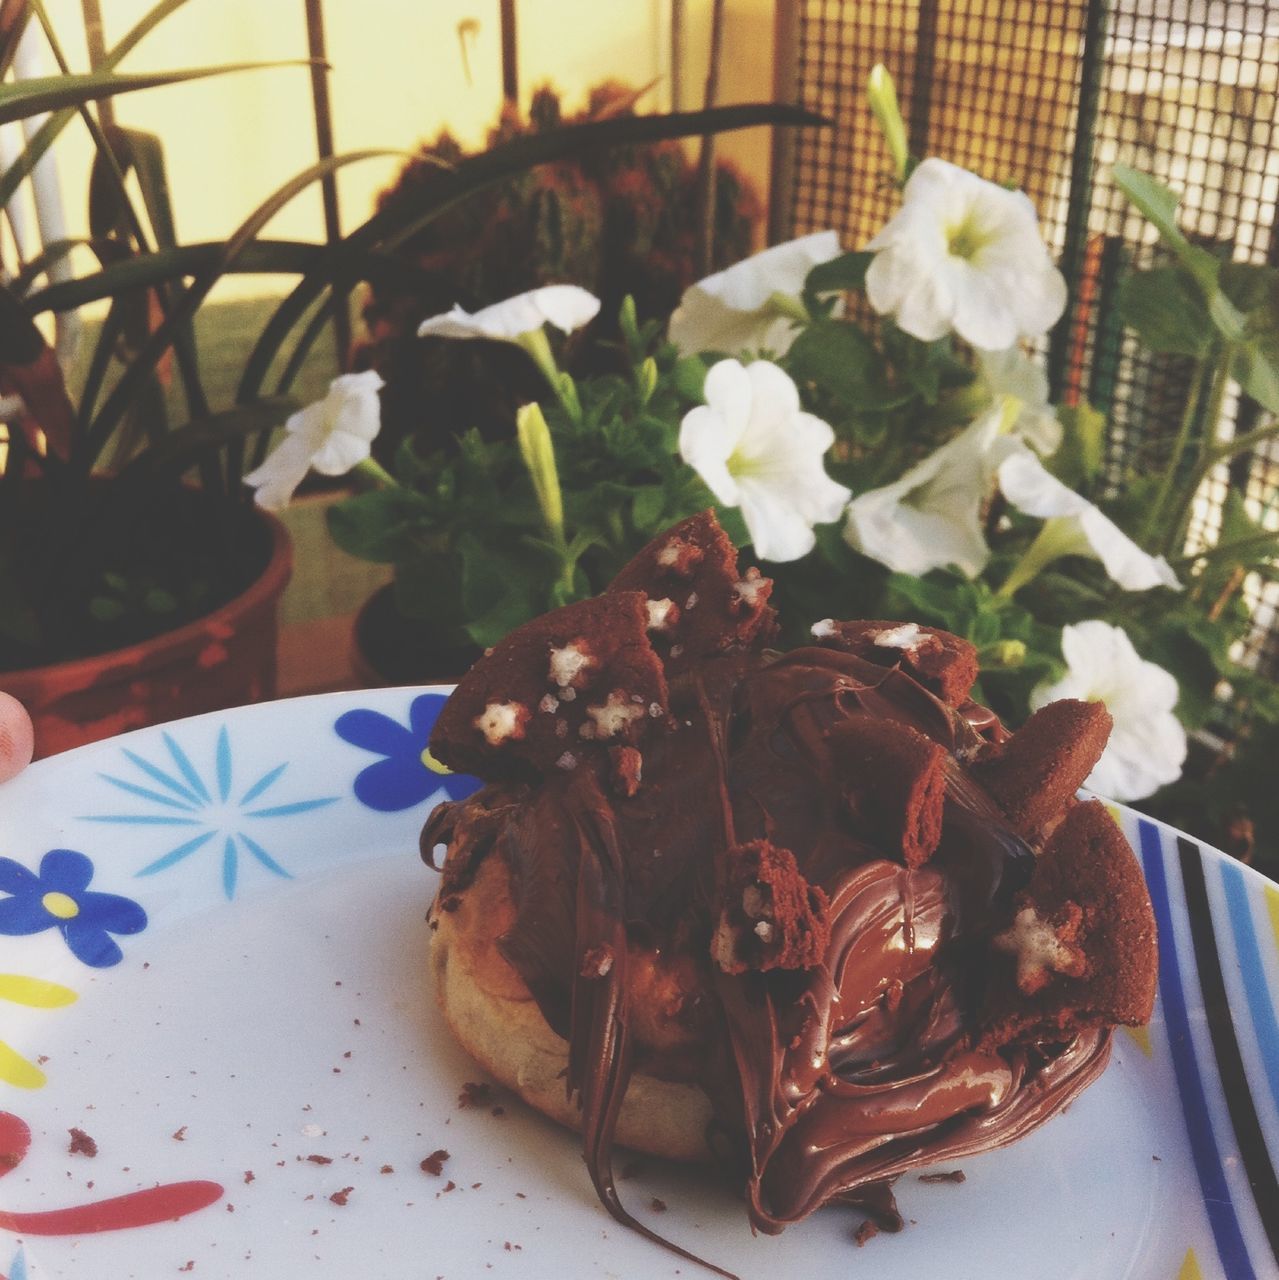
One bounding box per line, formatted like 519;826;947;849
23;1;774;297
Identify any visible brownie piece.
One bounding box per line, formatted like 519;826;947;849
608;511;777;676
430;592;669;781
972;699;1113;841
711;840;831;974
828;714;947;866
980;800;1158;1046
810;619;979;707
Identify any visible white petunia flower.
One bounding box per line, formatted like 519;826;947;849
997;451;1181;592
416;285;600;342
1031;620;1187;800
865;158;1067;350
679;358;851;562
667;231;843;357
977;346;1062;456
843;401;1020;576
244;370;384;511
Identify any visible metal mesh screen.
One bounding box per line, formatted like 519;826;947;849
783;0;1279;684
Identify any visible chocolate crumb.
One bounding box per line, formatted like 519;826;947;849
650;1197;668;1213
854;1220;880;1247
68;1128;97;1157
442;1179;456;1192
305;1155;333;1165
179;1263;195;1273
918;1169;966;1184
420;1149;450;1176
458;1081;494;1109
380;1164;394;1174
172;1126;187;1142
243;1171;255;1184
329;1186;354;1206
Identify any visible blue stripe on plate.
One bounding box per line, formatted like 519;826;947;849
1178;838;1279;1267
1218;860;1279;1139
1138;819;1256;1280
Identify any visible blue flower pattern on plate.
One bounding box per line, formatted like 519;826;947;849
0;849;146;968
335;694;480;811
81;726;339;899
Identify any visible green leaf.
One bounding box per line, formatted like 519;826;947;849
0;62;314;126
803;250;871;299
144;587;177;614
0;0;197;208
26;240;334;315
672;355;708;402
88;597;126;623
630;486;666;530
1223;267;1279;413
1233;340;1279;414
10;237;111;297
787;320;891;406
1116;266;1215;356
326;488;433;563
109;397;297;485
1050;400;1106;488
880;325;970;404
1195;490;1279;602
457;533;545;648
1113;165;1248;343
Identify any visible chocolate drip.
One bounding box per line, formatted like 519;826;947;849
426;644;1117;1260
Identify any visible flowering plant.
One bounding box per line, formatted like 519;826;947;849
262;68;1279;870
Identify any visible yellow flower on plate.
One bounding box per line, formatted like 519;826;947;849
0;973;78;1089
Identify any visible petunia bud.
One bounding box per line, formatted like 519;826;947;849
867;64;909;183
635;356;659;406
516;402;565;542
988;639;1027;668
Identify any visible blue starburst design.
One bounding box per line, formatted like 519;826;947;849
7;1246;28;1280
79;727;339;899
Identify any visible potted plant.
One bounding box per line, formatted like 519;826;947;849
0;0;820;755
0;4;315;755
259;67;1279;876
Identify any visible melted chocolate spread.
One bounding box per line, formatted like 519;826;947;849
423;645;1112;1263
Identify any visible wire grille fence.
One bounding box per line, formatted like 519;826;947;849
780;0;1279;689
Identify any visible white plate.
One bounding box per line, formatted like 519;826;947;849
0;688;1276;1280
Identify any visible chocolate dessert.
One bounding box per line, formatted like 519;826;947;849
421;511;1157;1269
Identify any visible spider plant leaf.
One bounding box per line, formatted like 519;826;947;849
0;61;313;126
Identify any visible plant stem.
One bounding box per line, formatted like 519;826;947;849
517;329;581;424
995;517;1087;598
1168;529;1279;569
353;456;397;488
1160;352;1239;555
1141;356;1209;548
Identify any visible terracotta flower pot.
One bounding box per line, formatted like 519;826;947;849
3;510;292;759
351;584;479;688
